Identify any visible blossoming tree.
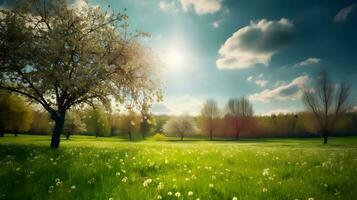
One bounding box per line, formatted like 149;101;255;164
0;0;161;148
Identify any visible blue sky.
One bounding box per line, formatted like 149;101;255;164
2;0;357;115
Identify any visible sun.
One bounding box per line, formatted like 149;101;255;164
165;49;185;70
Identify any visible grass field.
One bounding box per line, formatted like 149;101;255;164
1;135;357;200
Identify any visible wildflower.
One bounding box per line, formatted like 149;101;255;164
188;191;193;196
168;191;173;196
262;168;270;176
209;183;214;188
308;198;314;200
108;198;114;200
157;195;162;199
56;181;63;186
233;197;238;200
87;177;96;184
262;188;268;192
116;172;121;176
157;182;164;190
143;178;152;187
48;185;54;193
175;192;181;197
71;185;76;190
121;176;128;183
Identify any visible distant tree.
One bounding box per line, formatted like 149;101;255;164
83;108;111;137
119;111;141;140
29;111;52;135
225;97;254;140
110;113;121;136
163;115;199;141
152;115;169;133
0;91;34;136
201;99;220;140
139;101;151;139
63;111;86;140
303;70;352;144
0;0;161;148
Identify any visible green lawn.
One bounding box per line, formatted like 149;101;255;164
1;135;357;200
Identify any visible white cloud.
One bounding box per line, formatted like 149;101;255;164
181;0;222;15
255;80;268;87
216;18;295;69
158;0;222;15
159;1;179;12
274;80;286;87
294;57;321;67
261;109;293;116
247;73;268;87
249;75;309;102
334;4;356;23
150;95;204;115
212;18;223;28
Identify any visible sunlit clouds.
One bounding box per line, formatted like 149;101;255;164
216;18;295;69
249;75;309;102
247;74;269;87
151;95;204;115
294;58;321;67
159;0;223;15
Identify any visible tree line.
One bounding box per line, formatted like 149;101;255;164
1;85;356;143
164;70;355;144
0;91;158;140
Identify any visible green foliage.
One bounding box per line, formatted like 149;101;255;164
29;111;52;135
149;133;168;141
116;111;141;140
63;111;86;136
0;92;34;132
83;108;111;137
152;115;169;133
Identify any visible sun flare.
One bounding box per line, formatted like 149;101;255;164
165;48;185;69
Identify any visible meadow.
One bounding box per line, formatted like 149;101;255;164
1;135;357;200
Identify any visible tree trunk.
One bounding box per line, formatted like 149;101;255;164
235;119;240;140
50;112;66;149
141;121;147;139
128;129;132;141
323;130;328;144
209;128;212;141
14;129;18;137
180;134;183;141
66;132;70;140
0;130;4;137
